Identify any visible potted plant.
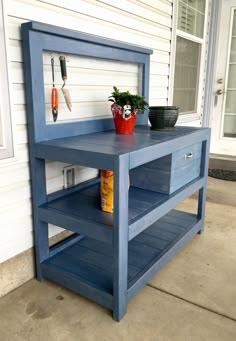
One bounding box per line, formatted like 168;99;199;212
108;86;148;134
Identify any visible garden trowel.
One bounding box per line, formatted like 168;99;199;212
59;55;72;111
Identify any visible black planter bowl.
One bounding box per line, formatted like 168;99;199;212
148;106;179;130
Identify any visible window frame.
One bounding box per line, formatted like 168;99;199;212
169;0;210;125
0;0;13;160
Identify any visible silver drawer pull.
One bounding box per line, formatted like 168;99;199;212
185;152;193;159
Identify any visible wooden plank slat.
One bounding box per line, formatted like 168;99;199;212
129;186;167;203
35;127;207;158
58;251;114;292
144;223;178;240
66;243;139;280
49;233;84;257
41;262;113;310
38;205;113;243
78;237;159;270
167;210;198;222
130;128;210;169
34;143;115;170
148;219;185;234
128;177;205;240
134;232;170;250
128;219;202;301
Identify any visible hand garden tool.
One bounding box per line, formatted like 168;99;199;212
59;55;72;111
51;55;58;122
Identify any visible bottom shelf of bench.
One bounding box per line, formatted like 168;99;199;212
41;209;202;311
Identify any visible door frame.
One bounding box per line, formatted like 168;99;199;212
202;0;222;128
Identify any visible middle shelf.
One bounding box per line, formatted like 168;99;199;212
39;177;204;243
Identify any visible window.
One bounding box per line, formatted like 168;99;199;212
177;0;206;38
173;0;208;116
0;0;13;159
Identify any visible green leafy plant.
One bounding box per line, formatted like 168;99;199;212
108;86;148;113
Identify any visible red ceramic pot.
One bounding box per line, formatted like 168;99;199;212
111;103;137;134
113;113;137;134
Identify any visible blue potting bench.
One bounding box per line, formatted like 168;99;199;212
22;21;210;321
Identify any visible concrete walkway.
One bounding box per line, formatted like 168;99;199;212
0;177;236;341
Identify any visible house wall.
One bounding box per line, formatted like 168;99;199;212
0;0;173;295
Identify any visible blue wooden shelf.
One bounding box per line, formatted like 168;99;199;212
39;177;204;244
34;126;209;170
42;209;200;310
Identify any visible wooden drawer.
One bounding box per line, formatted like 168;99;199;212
130;142;202;194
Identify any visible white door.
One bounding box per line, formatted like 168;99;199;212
211;0;236;156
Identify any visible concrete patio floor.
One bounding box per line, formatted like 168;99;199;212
0;177;236;341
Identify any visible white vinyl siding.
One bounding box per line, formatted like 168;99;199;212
0;0;173;263
42;55;140;124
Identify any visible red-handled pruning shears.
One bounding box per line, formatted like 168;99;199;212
51;55;58;122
